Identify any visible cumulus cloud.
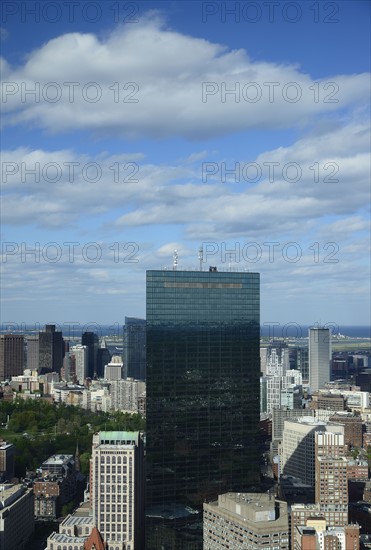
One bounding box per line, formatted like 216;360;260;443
1;19;369;138
113;120;370;242
2;120;369;245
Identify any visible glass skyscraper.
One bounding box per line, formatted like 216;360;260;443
81;331;99;379
38;324;64;374
145;269;260;549
123;317;147;380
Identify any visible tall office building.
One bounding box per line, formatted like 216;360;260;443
265;369;302;414
96;346;112;379
81;331;99;379
91;431;144;550
146;269;260;549
38;324;64;373
272;408;315;443
110;378;146;413
123;317;146;380
265;344;289;376
26;335;39;371
280;418;344;486
309;328;331;392
0;334;24;381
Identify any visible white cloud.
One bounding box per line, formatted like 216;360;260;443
2;121;369;246
1;19;369;138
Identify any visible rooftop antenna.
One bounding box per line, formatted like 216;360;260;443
198;246;203;271
173;249;178;271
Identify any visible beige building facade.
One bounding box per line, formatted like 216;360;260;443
203;492;289;550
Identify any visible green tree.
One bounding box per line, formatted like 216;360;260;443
80;452;91;476
61;501;75;517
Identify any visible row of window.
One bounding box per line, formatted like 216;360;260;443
97;455;130;462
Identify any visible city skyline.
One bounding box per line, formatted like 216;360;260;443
1;1;370;326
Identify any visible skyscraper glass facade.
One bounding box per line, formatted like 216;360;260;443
123;317;146;380
145;270;260;549
81;331;99;379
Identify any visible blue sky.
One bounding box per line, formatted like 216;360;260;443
1;0;370;328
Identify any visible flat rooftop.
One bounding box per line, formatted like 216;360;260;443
0;484;25;509
62;514;94;526
205;492;288;528
73;501;92;517
42;454;73;466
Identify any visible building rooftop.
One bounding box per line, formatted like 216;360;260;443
95;431;140;446
153;267;259;274
317;456;347;464
291;503;322;511
292;503;347;512
0;441;13;450
48;533;86;543
347;458;368;466
72;501;92;517
206;492;288;527
297;417;326;425
42;454;73;467
62;514;94;526
0;484;25;509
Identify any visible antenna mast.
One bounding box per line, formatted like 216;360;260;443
198;246;203;271
173;250;178;271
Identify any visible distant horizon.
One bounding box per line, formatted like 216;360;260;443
1;323;370;340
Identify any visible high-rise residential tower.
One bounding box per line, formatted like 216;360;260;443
26;335;39;372
70;345;88;384
315;431;348;526
145;269;260;549
309;327;331;392
291;429;350;548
